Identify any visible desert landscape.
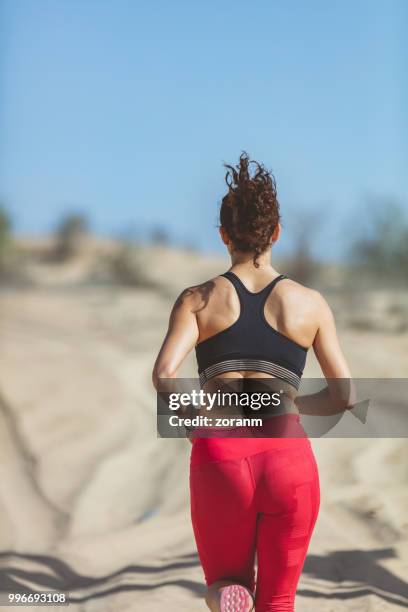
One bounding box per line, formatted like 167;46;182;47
0;240;407;611
2;0;406;608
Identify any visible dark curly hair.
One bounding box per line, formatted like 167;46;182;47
220;152;281;268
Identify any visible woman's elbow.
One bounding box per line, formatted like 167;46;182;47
152;363;177;389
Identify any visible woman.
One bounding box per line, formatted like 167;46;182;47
152;153;351;612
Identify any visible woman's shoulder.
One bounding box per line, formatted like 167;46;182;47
273;277;333;329
174;275;228;313
278;277;327;307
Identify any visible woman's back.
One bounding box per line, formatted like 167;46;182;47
195;268;319;351
192;267;322;387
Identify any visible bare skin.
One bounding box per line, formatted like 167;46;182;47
152;225;352;611
152;226;351;386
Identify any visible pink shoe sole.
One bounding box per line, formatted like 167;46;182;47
220;584;253;612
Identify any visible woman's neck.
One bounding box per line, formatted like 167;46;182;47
230;249;273;270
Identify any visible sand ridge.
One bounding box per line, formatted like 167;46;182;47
0;246;407;610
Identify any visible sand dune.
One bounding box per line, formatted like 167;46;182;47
0;247;407;610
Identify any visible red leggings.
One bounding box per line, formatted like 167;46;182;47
189;420;320;612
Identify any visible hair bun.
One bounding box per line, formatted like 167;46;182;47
220;152;280;267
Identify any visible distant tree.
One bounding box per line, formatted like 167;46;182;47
54;212;89;260
0;205;12;272
285;209;323;285
108;243;155;288
150;225;170;246
350;200;408;283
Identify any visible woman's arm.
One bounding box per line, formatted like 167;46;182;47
312;293;351;379
296;293;356;416
152;289;199;390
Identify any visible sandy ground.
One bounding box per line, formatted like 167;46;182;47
0;249;407;611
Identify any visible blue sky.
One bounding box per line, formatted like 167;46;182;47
1;0;407;259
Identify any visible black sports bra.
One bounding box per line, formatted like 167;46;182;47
195;271;308;389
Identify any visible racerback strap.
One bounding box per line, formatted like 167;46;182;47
221;271;288;317
222;271;287;297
